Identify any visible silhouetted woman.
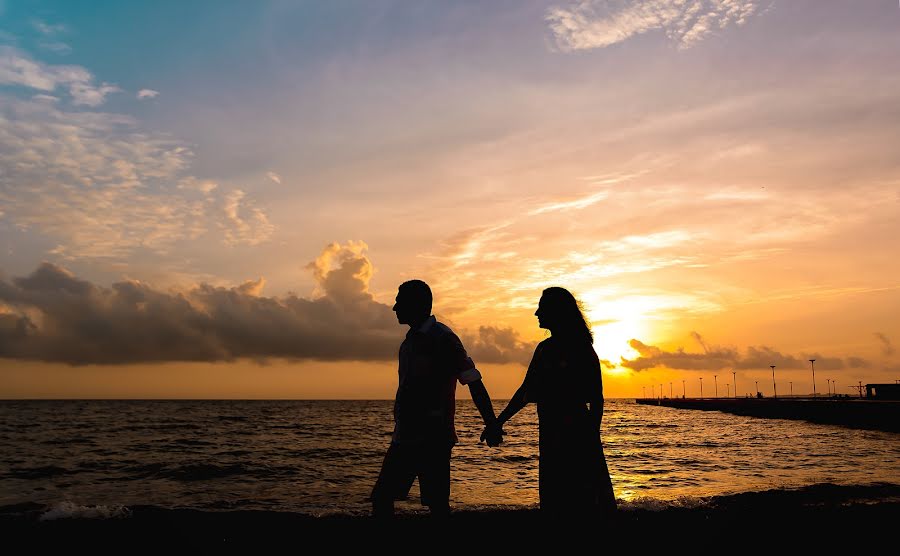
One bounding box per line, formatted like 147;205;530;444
491;287;616;514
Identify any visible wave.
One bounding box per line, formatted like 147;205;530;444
4;466;71;480
1;481;896;521
39;502;131;521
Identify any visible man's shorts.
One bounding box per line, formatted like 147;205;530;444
371;441;453;508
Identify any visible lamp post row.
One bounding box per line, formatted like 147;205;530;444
642;359;836;399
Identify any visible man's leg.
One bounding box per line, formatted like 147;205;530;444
371;443;415;518
417;442;453;517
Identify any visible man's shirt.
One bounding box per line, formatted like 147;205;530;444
392;315;482;445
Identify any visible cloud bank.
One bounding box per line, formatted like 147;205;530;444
620;332;870;372
0;242;535;366
547;0;766;51
0;93;273;259
0;242;399;364
0;46;119;106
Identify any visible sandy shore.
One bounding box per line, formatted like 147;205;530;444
3;483;898;548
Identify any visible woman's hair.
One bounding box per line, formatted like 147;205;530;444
541;287;593;344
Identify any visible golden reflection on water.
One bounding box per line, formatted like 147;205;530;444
2;399;897;514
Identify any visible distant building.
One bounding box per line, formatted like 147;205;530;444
865;383;900;400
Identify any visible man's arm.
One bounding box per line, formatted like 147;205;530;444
468;379;503;446
468;379;498;428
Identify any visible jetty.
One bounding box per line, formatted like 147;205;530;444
634;396;900;433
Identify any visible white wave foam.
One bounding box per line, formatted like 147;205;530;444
39;501;132;521
619;495;710;511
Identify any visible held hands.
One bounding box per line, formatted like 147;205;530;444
480;422;504;447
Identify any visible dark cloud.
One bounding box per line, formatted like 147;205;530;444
621;332;870;373
461;326;536;366
874;332;894;356
846;356;871;369
624;338;738;371
0;242;537;366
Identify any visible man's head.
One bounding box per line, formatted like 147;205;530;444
393;280;432;326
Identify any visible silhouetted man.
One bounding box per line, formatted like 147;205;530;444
371;279;503;517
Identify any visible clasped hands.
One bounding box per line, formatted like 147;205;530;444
480;422;504;447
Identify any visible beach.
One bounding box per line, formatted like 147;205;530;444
3;400;898;547
3;482;898;548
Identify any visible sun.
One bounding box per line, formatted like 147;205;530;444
583;296;655;373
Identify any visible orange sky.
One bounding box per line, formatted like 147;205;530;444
1;1;899;398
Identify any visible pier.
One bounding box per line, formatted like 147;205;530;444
634;397;900;433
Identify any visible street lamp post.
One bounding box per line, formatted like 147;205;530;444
789;381;793;397
755;380;759;397
682;380;686;398
670;382;673;398
771;365;777;399
726;383;730;397
699;377;704;399
733;370;737;399
714;375;718;398
810;359;816;398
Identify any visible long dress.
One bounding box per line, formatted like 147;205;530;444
523;336;616;513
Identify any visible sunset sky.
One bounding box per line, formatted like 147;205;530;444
1;0;899;399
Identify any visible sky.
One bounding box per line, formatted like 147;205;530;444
1;0;899;399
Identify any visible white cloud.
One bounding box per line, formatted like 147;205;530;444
0;46;119;105
546;0;766;51
0;95;274;259
38;42;72;55
528;190;609;215
69;81;120;107
221;189;275;246
179;177;219;195
137;88;159;100
266;171;282;184
32;20;67;36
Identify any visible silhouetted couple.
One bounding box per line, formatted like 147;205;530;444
371;280;616;518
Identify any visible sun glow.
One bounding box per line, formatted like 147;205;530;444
584;297;655;371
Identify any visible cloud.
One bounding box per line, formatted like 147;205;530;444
528;190;609;215
221;190;274;246
0;46;119;106
0;95;273;258
0;243;400;364
874;332;894;356
0;243;534;365
620;332;870;372
460;325;536;365
137;89;159;100
32;20;67;36
38;42;72;55
266;171;282;184
546;0;766;51
68;81;120;107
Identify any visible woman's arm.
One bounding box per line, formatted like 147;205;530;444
496;343;542;426
497;383;529;426
587;348;604;429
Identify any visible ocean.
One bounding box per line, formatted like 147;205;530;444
1;399;898;519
